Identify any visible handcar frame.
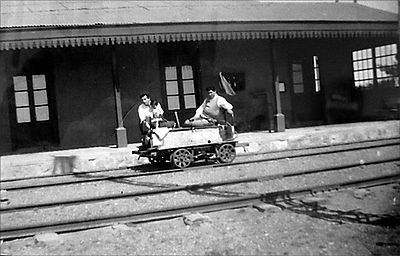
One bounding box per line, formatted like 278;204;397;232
132;125;238;168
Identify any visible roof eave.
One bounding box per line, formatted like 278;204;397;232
0;19;397;31
0;21;397;51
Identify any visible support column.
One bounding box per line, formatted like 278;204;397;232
110;43;127;147
274;75;285;132
270;40;285;132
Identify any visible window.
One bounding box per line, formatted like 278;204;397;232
164;65;197;110
352;43;398;88
12;74;50;123
313;56;321;92
352;49;374;88
292;63;304;94
375;44;398;87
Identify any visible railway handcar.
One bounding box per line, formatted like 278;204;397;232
132;124;238;168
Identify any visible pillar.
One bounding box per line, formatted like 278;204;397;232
110;42;127;147
270;41;285;132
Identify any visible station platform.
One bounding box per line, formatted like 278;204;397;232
0;121;399;181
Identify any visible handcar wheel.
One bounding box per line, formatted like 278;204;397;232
217;143;236;163
170;148;193;168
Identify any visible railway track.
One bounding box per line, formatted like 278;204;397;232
1;171;399;240
2;137;399;191
1;157;399;214
1;138;399;240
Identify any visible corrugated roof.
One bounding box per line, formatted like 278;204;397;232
1;1;397;51
1;1;397;29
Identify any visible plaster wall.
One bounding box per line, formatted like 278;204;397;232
0;49;55;154
1;37;396;154
0;51;12;154
199;40;274;132
52;46;116;148
53;43;179;147
272;38;398;125
0;44;163;153
261;38;358;127
317;39;354;101
117;43;162;143
273;39;339;127
345;38;399;120
312;37;398;122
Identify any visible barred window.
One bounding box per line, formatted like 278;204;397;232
13;74;50;123
164;65;197;110
292;63;304;94
313;55;321;92
352;44;398;88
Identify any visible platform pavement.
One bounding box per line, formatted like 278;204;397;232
0;121;399;181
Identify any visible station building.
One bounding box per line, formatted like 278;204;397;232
0;1;398;154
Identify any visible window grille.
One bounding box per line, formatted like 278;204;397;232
352;44;398;88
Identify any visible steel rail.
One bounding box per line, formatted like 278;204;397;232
239;137;400;157
1;157;399;213
2;139;399;191
1;173;399;240
1;137;398;184
1;167;182;191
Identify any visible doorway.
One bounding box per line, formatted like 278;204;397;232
9;50;59;151
290;56;325;127
158;43;201;126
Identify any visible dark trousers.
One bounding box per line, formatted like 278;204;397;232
139;119;152;148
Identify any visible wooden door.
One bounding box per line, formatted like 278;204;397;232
158;43;201;126
290;56;324;126
9;51;59;151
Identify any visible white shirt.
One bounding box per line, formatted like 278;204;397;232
194;93;233;119
138;104;153;123
138;103;164;122
152;103;164;118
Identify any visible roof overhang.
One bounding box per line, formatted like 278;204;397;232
0;21;397;51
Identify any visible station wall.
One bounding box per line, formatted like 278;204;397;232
117;43;162;143
51;46;116;148
0;51;12;154
0;36;397;154
53;44;163;147
199;40;274;132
